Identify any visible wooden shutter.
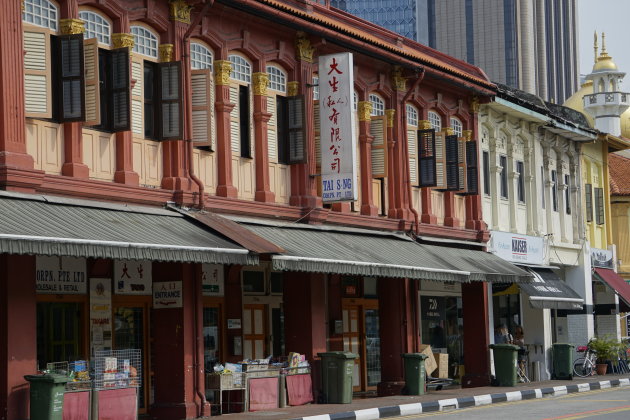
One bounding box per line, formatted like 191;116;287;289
53;34;85;122
407;128;418;186
314;100;321;167
24;27;52;118
157;61;182;140
370;116;387;178
595;187;605;224
110;48;131;132
191;69;212;147
585;183;593;222
267;95;278;162
434;131;447;189
418;129;436;187
465;141;479;195
456;137;467;191
229;85;240;155
239;85;252;158
131;57;144;135
83;37;100;126
288;95;306;164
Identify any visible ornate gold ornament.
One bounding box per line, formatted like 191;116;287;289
419;120;432;130
214;61;232;86
469;96;480;114
60;19;85;35
385;109;396;127
295;32;314;63
443;127;455;136
112;33;135;50
253;73;270;96
159;44;174;63
287;81;300;97
358;101;372;122
463;130;473;141
169;0;193;24
392;66;406;92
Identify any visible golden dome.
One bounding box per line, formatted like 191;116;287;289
593;55;618;72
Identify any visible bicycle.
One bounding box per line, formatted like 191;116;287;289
572;345;597;377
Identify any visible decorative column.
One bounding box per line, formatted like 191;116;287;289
214;60;238;197
113;33;140;185
391;68;411;220
419;120;437;224
358;101;378;216
385;109;398;219
443;127;460;227
252;72;275;202
59;18;90;179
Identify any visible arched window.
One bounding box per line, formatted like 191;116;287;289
23;0;58;31
428;110;442;131
406;104;418;126
312;75;319;100
79;10;111;45
266;65;286;93
190;42;213;70
369;93;385;116
450;117;463;136
229;55;251;83
131;25;158;58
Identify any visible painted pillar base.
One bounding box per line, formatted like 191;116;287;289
114;170;140;186
62;162;89;178
255;189;276;203
216;184;238;198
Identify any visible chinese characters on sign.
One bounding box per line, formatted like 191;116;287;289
202;263;224;296
153;281;183;309
318;53;358;202
114;260;152;295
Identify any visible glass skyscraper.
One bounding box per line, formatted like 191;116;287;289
330;0;418;40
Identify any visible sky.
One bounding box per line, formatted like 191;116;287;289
578;0;630;79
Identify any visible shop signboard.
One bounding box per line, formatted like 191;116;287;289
153;281;183;308
319;52;358;202
489;231;544;265
202;263;224;296
36;256;87;294
90;278;112;355
114;260;152;295
591;247;614;269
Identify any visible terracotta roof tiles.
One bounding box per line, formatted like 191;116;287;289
609;153;630;195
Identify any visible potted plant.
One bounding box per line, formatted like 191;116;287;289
588;337;620;375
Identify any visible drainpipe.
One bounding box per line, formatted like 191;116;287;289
182;0;214;210
401;69;425;234
181;2;214;417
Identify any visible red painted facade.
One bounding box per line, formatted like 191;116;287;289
0;1;495;419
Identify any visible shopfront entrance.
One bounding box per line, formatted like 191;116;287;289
36;300;87;369
342;299;380;392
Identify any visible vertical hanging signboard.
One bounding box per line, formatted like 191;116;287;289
319;52;358;202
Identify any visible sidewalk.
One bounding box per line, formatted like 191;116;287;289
215;374;630;420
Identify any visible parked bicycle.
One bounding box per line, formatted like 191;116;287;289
572;345;597;377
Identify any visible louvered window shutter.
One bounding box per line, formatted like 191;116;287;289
24;28;52;118
191;69;212;147
157;61;182;140
110;48;130;132
131;57;144;135
53;34;85;122
267;96;278;162
457;137;467;191
276;96;291;164
465;141;479;195
585;183;593;222
370;116;387;178
444;135;459;190
229;85;240;155
239;85;252;158
314;100;321;167
407;128;418;186
434;131;447;189
595;187;605;225
83;38;100;126
418;129;436;187
287;95;306;164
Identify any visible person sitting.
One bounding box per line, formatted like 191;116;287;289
494;324;512;344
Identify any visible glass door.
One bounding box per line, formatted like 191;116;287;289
364;308;380;388
342;305;362;391
203;306;221;371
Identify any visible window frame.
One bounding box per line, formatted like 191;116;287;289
131;25;159;59
585;183;593;222
499;155;508;199
516;160;525;203
450;117;463;137
482;150;490;196
565;174;571;214
190;42;213;71
428;110;442;131
266;64;287;93
369;93;385;116
595;187;605;225
23;0;59;31
551;170;558;212
79;10;111;46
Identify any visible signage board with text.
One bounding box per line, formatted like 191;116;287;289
36;256;87;294
489;231;544;265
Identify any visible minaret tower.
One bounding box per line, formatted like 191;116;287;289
583;32;630;136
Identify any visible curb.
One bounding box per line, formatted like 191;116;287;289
292;378;630;420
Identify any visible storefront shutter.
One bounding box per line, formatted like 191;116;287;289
83;37;100;126
131;57;144;135
110;48;131;132
157;61;182;140
53;34;85;122
191;69;212;147
418;129;436;187
407;128;418;186
229;85;240;155
287;95;306;164
370;116;387;178
267;95;277;162
465;140;479;195
23;28;52;119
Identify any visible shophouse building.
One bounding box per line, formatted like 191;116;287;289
0;1;531;419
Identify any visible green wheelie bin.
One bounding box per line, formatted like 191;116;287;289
318;351;357;403
24;374;69;420
402;353;428;395
490;344;519;386
552;343;575;380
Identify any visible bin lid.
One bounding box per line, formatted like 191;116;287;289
402;353;428;359
489;344;520;350
317;351;357;359
552;343;575;348
24;374;70;384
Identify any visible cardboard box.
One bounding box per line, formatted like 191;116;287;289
418;344;437;375
433;352;449;379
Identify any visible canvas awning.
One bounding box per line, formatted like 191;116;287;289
593;267;630;308
0;192;258;265
519;267;584;310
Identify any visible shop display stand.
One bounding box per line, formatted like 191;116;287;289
205;372;247;414
92;349;142;420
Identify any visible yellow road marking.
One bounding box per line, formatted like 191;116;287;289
544;406;630;420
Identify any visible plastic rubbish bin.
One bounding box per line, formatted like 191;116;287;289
402;353;427;395
24;374;70;420
317;351;357;403
552;343;575;380
490;344;519;386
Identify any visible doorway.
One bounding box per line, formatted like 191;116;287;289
243;304;266;359
342;299;380;392
37;301;87;370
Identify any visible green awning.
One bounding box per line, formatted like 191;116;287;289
0;192;258;265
